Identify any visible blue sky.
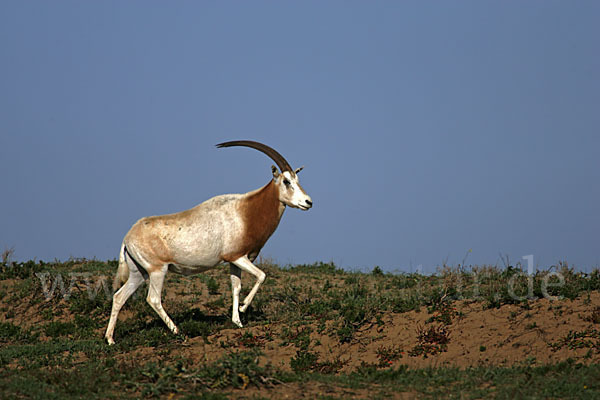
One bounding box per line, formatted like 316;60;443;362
1;1;598;272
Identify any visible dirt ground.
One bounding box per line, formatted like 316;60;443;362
166;292;600;371
4;273;600;370
2;263;599;399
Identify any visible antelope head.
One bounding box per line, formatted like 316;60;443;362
216;140;313;210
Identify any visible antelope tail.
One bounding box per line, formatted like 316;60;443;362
113;243;130;290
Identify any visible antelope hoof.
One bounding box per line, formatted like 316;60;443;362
172;326;179;335
233;318;243;328
239;304;249;313
106;336;115;346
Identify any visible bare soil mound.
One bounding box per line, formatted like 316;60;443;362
1;260;599;398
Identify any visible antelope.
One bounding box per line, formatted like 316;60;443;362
105;141;312;345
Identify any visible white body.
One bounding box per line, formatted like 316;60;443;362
105;163;312;345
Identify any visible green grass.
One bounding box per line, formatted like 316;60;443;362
332;361;600;399
3;354;596;399
1;258;599;399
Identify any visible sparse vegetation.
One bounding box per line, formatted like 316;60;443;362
409;324;451;358
0;258;599;398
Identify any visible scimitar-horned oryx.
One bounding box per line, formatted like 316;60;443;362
105;140;312;344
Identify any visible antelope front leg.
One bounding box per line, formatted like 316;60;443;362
231;256;265;313
230;264;243;328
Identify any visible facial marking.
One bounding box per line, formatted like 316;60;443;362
278;170;311;210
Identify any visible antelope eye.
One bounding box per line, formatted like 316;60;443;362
283;179;291;186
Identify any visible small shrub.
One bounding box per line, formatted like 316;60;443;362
376;345;404;367
389;274;420;289
69;291;111;317
0;322;22;342
280;325;312;350
135;362;181;396
336;325;355;344
195;349;275;389
180;320;213;339
237;331;266;348
288;262;341;274
313;356;347;374
390;293;421;313
584;307;600;324
409;324;451;358
206;277;219;295
290;350;319;373
426;300;460;325
549;329;600;352
0;260;43;279
44;321;77;338
334;282;382;343
290;350;346;374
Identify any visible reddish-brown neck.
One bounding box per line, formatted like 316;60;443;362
223;180;285;262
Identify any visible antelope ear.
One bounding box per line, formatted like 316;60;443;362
271;165;280;178
295;166;304;174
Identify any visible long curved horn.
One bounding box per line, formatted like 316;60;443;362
216;140;293;173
